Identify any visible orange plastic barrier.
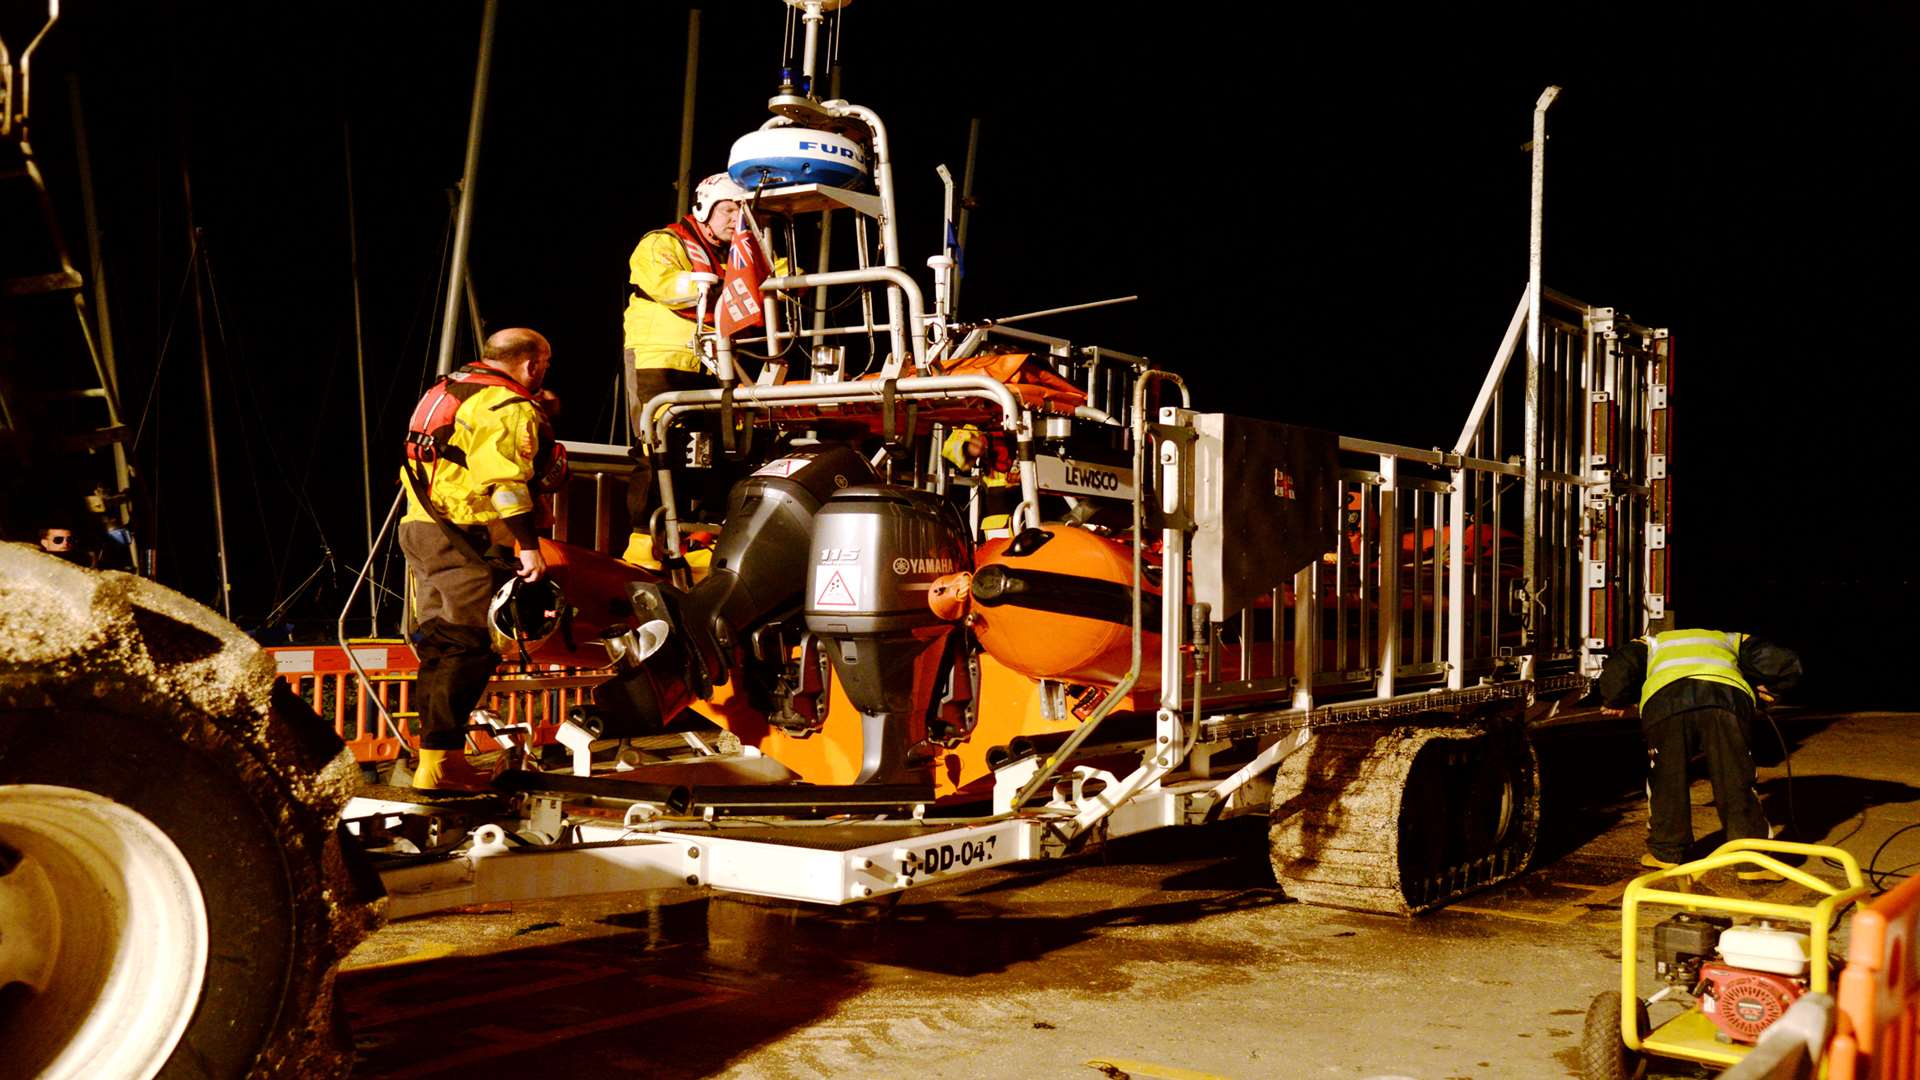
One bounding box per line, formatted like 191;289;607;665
1831;872;1920;1079
270;643;600;764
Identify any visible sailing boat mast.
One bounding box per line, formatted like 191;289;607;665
674;9;700;220
344;120;376;634
435;0;498;376
179;153;233;617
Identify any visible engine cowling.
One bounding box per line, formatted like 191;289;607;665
589;445;876;739
805;486;972;783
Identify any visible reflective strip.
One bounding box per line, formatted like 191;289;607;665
1649;655;1737;677
490;487;532;511
275;649;315;674
1642;628;1751;707
1649;632;1741;654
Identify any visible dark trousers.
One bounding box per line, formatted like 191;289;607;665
399;521;502;751
1642;701;1769;862
624;358;733;524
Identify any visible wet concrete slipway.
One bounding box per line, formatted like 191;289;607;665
337;710;1920;1080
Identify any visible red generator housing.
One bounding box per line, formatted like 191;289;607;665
1700;962;1805;1043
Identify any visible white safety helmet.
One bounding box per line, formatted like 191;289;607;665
488;576;565;658
691;172;749;224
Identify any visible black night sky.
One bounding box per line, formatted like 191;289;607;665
7;2;1916;703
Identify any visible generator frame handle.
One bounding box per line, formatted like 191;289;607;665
1618;839;1870;1066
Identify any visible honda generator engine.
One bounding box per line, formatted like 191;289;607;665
1652;913;1815;1044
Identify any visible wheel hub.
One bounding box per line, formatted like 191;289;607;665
0;784;209;1080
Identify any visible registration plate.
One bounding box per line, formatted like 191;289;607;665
900;834;1001;883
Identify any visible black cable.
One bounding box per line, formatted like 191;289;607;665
1758;704;1797;840
1866;823;1920;893
1765;705;1919;895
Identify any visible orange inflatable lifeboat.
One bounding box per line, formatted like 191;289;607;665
933;525;1163;691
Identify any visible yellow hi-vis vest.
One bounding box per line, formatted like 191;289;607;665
1639;628;1754;709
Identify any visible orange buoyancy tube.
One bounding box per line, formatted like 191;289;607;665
961;525;1162;690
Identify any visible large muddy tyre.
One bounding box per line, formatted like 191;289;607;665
0;546;381;1078
1579;990;1648;1080
1267;712;1540;915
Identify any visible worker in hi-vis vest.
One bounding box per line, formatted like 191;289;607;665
1594;623;1803;880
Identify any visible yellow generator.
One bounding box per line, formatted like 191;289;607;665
1582;839;1870;1078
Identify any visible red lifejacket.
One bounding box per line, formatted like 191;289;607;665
629;216;729;323
404;364;565;491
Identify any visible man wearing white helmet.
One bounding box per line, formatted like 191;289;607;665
619;172;749;561
622;171;746;418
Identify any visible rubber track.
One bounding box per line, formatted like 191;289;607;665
1267;722;1540;916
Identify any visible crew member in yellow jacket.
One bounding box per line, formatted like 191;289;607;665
621;172;756;567
622;172;748;415
399;327;559;790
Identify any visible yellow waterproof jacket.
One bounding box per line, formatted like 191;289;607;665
942;426;1013;488
622;225;715;372
622;219;789;372
400;378;545;534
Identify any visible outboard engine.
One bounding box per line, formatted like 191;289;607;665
587;445;875;738
805;486;973;783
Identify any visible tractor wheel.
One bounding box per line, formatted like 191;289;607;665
1579;990;1649;1080
0;547;381;1077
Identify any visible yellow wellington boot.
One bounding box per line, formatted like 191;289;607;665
412;749;494;792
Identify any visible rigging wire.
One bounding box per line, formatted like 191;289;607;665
201;245;288;594
130;236;202;452
250;333;346;628
358;198;462;630
352;196;464;636
205;243;348;616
